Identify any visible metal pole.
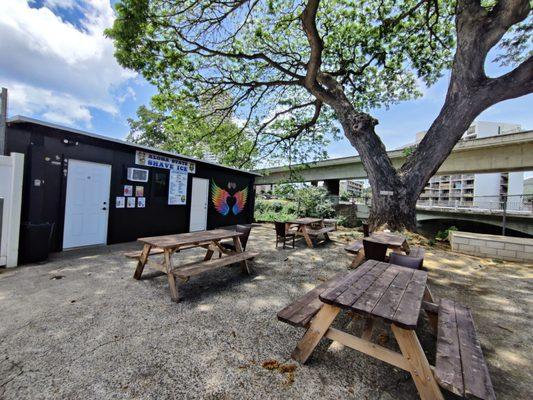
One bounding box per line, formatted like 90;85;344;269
501;195;507;236
0;88;7;156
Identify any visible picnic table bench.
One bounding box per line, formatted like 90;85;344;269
286;218;333;248
277;260;495;400
130;229;258;302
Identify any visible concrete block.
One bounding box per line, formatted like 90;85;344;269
459;244;475;253
452;237;470;245
524;245;533;254
505;243;524;252
482;247;498;256
469;239;486;247
486;241;505;249
497;249;517;258
514;252;532;262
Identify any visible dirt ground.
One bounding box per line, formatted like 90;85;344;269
0;223;531;399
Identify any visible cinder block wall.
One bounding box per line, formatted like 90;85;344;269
449;231;533;263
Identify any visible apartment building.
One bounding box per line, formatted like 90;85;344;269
340;179;364;197
418;121;524;210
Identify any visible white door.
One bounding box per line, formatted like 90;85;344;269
63;159;111;249
189;178;209;232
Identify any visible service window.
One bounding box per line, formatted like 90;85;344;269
152;171;168;198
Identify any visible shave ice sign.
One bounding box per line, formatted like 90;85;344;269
135;150;195;173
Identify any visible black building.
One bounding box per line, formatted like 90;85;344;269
4;116;258;262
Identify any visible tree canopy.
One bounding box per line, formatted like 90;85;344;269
126;91;257;168
108;0;456;164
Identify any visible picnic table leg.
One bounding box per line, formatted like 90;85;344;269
204;247;215;261
301;225;314;248
423;286;438;334
320;219;331;241
391;324;444;400
133;244;151;280
401;240;411;255
361;318;374;341
350;252;365;269
164;249;180;303
292;303;340;363
233;236;251;274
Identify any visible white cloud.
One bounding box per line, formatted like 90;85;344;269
0;0;135;128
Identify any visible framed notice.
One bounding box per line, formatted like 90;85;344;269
127;197;136;208
137;197;146;208
124;185;133;196
116;196;125;208
168;170;188;205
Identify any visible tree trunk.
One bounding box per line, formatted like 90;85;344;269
333;102;418;231
368;179;418;232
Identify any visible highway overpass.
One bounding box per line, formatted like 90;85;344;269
254;130;533;185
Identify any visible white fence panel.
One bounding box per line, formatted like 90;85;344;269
0;152;24;267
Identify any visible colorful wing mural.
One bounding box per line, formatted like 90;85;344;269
211;181;231;216
232;187;248;215
211;180;249;216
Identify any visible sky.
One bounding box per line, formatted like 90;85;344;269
1;0;532;161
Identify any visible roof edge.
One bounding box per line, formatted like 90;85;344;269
7;115;261;177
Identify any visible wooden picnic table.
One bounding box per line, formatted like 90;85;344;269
284;260;443;399
279;259;496;400
133;229;258;302
286;217;334;248
366;231;411;254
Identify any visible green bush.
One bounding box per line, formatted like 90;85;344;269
435;226;458;241
254;185;336;221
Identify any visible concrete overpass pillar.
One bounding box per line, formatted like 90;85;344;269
323;179;340;196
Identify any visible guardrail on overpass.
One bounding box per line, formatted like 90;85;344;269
254;131;533;184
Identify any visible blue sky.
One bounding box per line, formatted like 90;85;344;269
1;0;532;161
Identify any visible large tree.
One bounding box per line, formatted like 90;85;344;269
107;0;532;230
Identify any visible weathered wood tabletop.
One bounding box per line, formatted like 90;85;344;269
138;228;243;249
286;217;323;225
366;231;410;254
319;260;427;329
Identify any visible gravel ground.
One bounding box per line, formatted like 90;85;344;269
0;223;531;399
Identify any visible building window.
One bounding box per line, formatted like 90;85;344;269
152;171;168;197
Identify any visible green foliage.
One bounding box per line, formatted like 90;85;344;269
126;92;257;169
402;145;416;157
435;225;458;241
494;15;532;66
255;186;335;221
254;199;297;222
106;0;455;165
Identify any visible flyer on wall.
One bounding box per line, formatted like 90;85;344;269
124;185;133;196
168;170;188;205
116;197;125;208
127;197;136;208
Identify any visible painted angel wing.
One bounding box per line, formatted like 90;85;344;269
211;181;230;216
232;187;248;215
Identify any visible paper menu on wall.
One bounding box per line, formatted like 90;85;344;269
168;170;188;205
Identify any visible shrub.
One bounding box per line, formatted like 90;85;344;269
435;226;458;242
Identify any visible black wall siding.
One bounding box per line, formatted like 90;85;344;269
5;122;256;258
